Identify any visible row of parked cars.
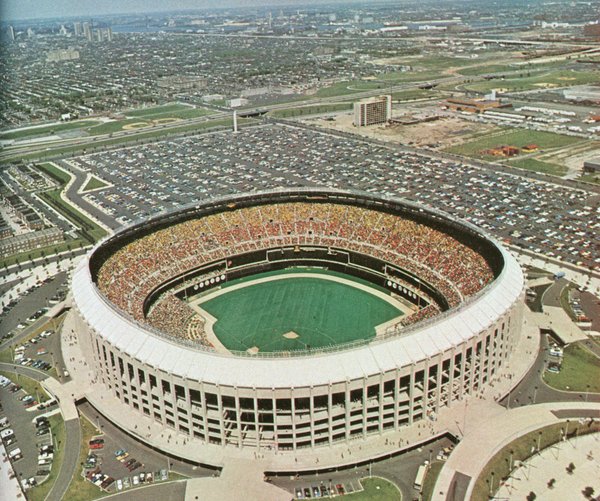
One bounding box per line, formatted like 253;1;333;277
295;483;346;498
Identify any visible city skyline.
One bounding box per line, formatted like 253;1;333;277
3;0;375;22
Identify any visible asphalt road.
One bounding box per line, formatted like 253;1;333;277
271;434;456;500
55;159;120;231
46;418;81;501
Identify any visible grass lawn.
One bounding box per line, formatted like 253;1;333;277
579;173;600;185
508;158;567;177
474;420;600;501
0;238;88;269
38;188;106;243
344;477;402;500
37;162;73;185
0;121;100;141
543;342;600;392
200;269;402;353
0;370;50;402
124;103;191;117
391;89;437;101
62;414;109;501
445;129;582;159
28;414;66;501
87;118;153;135
421;461;445;501
464;69;600;93
1;117;244;164
315;80;385;98
81;176;108;192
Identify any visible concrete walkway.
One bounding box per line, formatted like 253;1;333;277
431;401;600;501
494;431;600;500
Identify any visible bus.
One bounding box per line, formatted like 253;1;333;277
414;463;428;490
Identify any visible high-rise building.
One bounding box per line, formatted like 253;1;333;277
8;25;15;41
83;22;92;41
59;24;68;36
27;27;34;38
353;95;392;127
105;27;113;41
74;21;82;36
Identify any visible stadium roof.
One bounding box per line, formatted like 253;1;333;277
72;244;523;389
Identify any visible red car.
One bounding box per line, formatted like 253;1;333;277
89;438;104;450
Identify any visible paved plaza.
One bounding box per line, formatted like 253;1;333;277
494;432;600;501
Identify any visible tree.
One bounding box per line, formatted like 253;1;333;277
547;478;555;489
566;462;575;474
526;492;537;501
582;487;594;498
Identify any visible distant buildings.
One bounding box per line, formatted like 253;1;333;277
7;25;15;41
583;157;600;173
227;97;250;108
74;22;82;36
443;97;508;113
46;48;80;63
353;95;391;127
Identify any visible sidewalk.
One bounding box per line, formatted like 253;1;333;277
431;402;600;501
60;304;541;473
494;431;600;500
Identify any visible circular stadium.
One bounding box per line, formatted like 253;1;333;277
71;188;524;453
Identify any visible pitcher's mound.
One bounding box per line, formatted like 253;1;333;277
283;331;300;339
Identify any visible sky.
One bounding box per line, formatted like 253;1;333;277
2;0;365;22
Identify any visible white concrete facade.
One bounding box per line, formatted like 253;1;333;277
71;189;525;454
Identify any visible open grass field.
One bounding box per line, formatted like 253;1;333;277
508;158;567;177
0;120;101;141
200;269;403;353
543;342;600;392
124;103;191;117
463;69;599;93
445;129;582;159
344;477;402;501
81;176;109;192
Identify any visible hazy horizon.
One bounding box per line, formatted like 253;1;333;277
2;0;387;22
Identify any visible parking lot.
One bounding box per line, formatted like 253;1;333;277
271;434;456;500
0;373;60;492
76;402;218;495
61;124;597;271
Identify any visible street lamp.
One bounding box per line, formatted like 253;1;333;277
537;431;542;453
533;385;538;404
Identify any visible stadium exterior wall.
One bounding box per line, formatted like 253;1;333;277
71;189;525;453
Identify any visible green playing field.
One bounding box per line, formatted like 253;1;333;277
199;269;403;353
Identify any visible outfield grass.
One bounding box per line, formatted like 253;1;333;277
344;477;402;501
200;269;403;353
86;118;154;135
0;121;100;141
543;342;600;392
445;129;581;158
82;176;108;192
508;158;567;177
473;420;600;501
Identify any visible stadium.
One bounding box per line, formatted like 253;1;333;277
70;188;524;455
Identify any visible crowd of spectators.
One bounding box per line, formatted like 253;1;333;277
96;202;494;342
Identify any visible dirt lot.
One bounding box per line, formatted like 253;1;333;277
306;112;499;149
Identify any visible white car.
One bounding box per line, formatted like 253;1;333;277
117;479;123;491
133;475;140;486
